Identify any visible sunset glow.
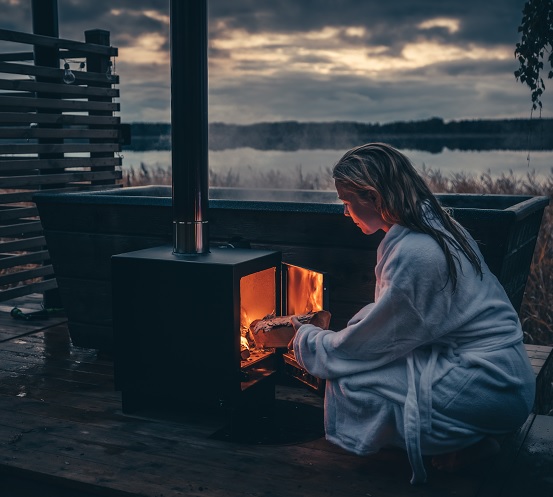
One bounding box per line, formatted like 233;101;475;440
402;42;510;65
210;25;512;78
119;33;170;65
418;17;460;34
143;10;170;25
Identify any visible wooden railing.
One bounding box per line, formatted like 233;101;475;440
0;28;124;302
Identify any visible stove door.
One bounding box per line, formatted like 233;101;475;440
281;262;329;395
281;262;328;316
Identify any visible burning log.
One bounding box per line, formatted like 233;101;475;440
240;335;251;360
250;311;331;349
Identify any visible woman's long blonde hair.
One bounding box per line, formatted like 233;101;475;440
332;143;482;290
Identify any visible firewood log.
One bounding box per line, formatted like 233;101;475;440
250;310;331;348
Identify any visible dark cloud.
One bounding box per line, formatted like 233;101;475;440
0;0;540;124
3;0;527;51
0;0;32;31
407;58;518;78
57;2;170;48
209;0;525;46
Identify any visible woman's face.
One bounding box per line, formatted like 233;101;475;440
335;180;392;235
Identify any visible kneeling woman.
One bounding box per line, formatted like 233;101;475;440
290;143;535;484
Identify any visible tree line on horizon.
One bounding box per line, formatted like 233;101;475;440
125;117;553;153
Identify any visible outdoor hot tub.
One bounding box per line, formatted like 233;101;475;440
34;186;549;352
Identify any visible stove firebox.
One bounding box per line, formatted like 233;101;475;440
112;245;282;414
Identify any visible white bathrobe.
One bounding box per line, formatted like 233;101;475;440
293;212;536;484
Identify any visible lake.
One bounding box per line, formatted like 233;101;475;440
120;147;553;189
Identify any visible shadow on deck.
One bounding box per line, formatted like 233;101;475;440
0;295;551;497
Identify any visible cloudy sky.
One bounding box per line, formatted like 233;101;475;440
1;0;547;125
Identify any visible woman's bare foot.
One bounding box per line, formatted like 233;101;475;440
431;437;500;472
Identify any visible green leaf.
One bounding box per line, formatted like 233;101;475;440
515;0;553;111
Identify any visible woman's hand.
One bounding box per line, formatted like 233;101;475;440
291;316;303;331
288;316;303;350
288;312;331;350
310;310;331;329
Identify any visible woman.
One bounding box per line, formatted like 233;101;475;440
290;143;535;484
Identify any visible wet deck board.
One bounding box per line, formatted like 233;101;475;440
0;293;66;343
0;305;550;496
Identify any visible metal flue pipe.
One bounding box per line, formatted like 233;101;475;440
170;0;209;254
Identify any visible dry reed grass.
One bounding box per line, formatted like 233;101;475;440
123;164;553;345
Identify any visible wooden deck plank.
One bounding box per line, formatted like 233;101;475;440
527;344;553;415
0;315;65;342
0;294;67;343
0;345;113;376
0;468;103;497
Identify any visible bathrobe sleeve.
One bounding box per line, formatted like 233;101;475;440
293;228;461;379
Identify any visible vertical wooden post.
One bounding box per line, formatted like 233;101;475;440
85;29;111;73
31;0;59;68
31;0;64;187
85;29;117;187
31;0;63;309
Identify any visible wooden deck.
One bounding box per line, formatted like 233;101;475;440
0;295;552;497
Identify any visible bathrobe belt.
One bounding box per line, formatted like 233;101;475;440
403;337;522;485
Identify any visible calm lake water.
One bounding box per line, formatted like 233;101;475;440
120;148;553;188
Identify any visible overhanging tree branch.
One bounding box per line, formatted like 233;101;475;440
514;0;553;111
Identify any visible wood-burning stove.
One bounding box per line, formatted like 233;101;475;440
112;248;327;414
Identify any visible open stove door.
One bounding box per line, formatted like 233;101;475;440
281;262;328;395
281;262;329;316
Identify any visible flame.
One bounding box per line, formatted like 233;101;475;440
240;264;325;347
286;265;324;315
240;267;276;336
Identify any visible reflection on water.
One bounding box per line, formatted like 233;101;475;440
121;147;553;182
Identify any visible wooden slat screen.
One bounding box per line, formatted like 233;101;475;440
0;28;123;303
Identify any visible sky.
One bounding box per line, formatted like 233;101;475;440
1;0;549;125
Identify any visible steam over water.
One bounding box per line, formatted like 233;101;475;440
121;148;553;186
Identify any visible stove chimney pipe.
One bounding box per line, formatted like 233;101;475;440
170;0;209;254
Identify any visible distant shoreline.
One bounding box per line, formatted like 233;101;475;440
124;117;553;153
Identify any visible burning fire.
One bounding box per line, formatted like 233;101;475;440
240;263;324;347
286;264;323;315
240;267;276;338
